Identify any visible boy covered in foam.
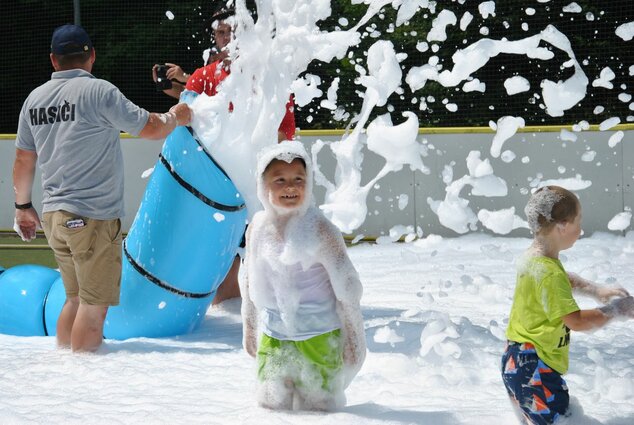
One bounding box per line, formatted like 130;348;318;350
502;186;634;424
240;141;366;411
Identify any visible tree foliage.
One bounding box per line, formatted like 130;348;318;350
2;1;632;133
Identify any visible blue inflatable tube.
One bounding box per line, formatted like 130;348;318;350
0;126;247;339
104;126;247;338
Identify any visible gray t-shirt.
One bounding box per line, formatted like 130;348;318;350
16;69;150;219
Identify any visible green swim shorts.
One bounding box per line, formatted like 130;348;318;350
257;329;343;391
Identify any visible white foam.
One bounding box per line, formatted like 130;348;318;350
398;194;409;210
615;21;634;41
314;40;430;233
490;116;525;158
537;176;592;191
500;150;516;163
462;79;486;93
406;25;588;117
478;207;529;235
395;0;434;26
320;78;340;111
141;167;155;179
428;151;507;234
560;129;578;142
524;186;562;232
563;2;582;13
504;76;530;95
374;325;405;345
599;116;621;131
427;10;457;42
608;131;624;148
581;151;596;162
592;67;616;90
291;74;323;107
478;1;496;19
459;12;473;31
5;233;634;422
608;209;632;231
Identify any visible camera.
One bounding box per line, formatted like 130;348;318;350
155;64;172;91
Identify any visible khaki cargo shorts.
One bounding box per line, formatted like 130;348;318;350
42;210;122;306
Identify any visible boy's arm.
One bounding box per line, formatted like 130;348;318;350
568;272;630;304
562;309;610;331
563;296;634;331
336;301;366;366
318;220;366;373
239;226;258;358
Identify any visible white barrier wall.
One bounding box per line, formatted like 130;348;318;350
1;127;632;238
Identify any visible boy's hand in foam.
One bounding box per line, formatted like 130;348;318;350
596;286;630;304
600;296;634;319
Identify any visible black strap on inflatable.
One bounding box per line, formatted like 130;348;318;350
123;240;214;299
158;154;245;212
42;298;48;336
186;127;232;180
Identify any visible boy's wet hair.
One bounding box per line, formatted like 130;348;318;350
263;157;306;176
525;185;579;233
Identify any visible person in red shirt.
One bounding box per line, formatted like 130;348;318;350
150;15;231;101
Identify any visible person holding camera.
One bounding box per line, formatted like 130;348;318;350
13;24;192;353
152;63;191;99
151;7;233;101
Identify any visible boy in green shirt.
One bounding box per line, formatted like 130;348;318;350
502;186;634;424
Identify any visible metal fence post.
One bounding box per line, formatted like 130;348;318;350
74;0;81;25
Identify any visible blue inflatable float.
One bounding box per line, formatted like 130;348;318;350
0;125;247;339
0;265;60;336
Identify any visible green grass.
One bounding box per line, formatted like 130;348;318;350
0;232;57;269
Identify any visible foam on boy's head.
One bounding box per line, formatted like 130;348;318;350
525;185;580;234
256;141;314;215
263;157;307;176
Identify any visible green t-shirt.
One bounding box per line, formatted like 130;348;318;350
506;256;580;374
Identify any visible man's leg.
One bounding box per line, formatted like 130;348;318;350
212;256;241;305
71;304;108;352
68;216;121;353
56;296;80;348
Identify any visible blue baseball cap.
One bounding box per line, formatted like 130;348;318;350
51;24;93;55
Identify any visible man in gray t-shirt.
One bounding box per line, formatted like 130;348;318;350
12;24;192;353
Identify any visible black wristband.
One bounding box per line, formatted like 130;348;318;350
15;201;33;210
